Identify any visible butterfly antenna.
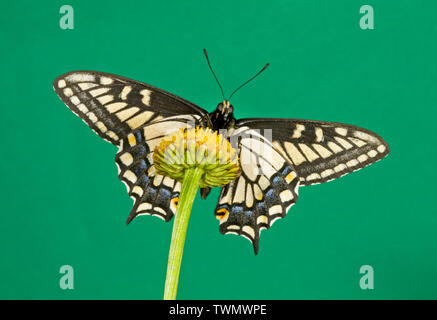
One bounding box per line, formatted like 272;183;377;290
203;49;226;101
228;63;270;100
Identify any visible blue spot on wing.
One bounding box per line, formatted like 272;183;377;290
272;176;281;185
132;160;147;176
135;145;147;156
146;187;157;199
282;165;293;176
137;175;149;186
134;130;143;143
231;206;244;216
245;210;254;217
256;202;267;215
265;189;275;202
157;188;172;202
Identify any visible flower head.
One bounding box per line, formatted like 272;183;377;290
153;127;241;188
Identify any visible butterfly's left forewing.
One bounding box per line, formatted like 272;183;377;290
236;118;390;185
215;127;299;254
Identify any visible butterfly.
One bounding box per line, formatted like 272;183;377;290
53;53;389;254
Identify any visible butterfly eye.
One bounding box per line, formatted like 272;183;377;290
217;103;223;111
229;105;234;113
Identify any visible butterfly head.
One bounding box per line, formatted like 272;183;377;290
211;100;235;130
203;49;269;131
218;100;233;114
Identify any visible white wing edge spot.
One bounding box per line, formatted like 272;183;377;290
292;124;305;138
58;80;66;88
65;73;95;83
335;128;347;136
377;145;386;153
140;89;152;106
70;96;80;105
63;88;73;97
100;76;114;85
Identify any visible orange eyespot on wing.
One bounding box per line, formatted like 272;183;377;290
215;208;229;220
171;197;179;209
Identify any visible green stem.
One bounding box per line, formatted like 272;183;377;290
163;167;204;300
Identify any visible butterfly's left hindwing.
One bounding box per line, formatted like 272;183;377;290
215;127;300;254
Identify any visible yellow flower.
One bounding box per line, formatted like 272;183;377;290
153;127;241;188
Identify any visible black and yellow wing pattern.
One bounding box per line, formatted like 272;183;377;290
54;70;390;254
214;117;389;253
54;71;208;223
235;118;390;185
215;127;300;254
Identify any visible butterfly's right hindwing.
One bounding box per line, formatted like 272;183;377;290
115;114;205;223
116;126;180;223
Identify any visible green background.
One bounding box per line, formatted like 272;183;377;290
1;0;436;299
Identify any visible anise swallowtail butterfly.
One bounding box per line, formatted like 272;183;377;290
53;54;389;254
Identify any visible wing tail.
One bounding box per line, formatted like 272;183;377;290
215;128;300;254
